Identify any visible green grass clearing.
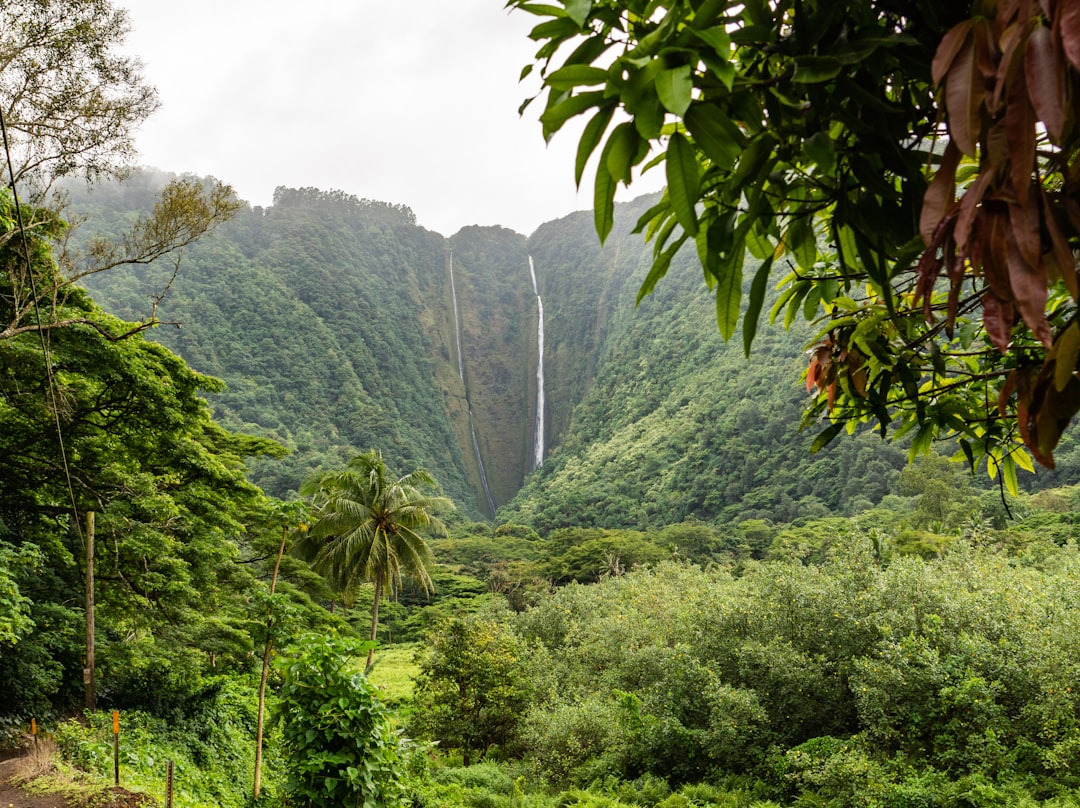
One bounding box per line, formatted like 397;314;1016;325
366;643;421;705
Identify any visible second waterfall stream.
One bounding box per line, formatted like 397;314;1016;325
529;256;545;470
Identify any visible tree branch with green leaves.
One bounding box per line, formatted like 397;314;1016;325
509;0;1080;488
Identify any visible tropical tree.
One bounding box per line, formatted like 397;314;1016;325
0;187;286;716
509;0;1080;483
412;615;534;766
0;0;238;342
0;0;158;191
299;450;452;667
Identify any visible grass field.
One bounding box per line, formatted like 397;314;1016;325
367;643;421;706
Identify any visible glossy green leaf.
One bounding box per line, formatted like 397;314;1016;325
540;90;606;139
909;422;934;458
1001;452;1019;496
715;242;745;340
637;230;688;304
604;122;640;184
743;256;774;356
691;27;730;57
745;224;774;260
514;3;564;16
594;139;617;243
684;104;744;170
792;56;843;83
563;0;592;27
786;215;817;271
810;422;844;453
666;131;700;236
656;64;693;116
528;16;580;42
575;105;615;187
546;64;609;90
803;132;836;173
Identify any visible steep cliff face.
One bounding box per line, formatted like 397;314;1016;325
444;227;534;513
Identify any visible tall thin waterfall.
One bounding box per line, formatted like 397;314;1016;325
449;248;495;517
449;250;465;380
529;256;545;469
470;414;496;517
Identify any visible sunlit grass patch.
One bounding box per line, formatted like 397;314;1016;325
367;642;421;705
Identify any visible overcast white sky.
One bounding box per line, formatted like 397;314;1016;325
117;0;662;237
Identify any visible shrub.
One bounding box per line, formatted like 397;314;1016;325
275;633;404;807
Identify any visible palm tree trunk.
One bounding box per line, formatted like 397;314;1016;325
367;574;382;670
254;527;288;799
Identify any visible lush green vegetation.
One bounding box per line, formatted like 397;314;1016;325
6;5;1080;807
25;487;1080;807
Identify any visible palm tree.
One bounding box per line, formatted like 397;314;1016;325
298;450;452;668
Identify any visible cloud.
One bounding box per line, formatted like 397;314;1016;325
119;0;662;236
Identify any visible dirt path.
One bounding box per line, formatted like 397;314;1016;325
0;757;68;807
0;756;150;808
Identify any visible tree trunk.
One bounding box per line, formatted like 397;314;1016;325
366;574;383;670
254;527;288;799
84;511;95;711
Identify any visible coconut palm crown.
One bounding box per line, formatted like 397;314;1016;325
298;450;452;665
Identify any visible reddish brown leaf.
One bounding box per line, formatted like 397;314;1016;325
1010;199;1041;271
1012;365;1046;463
933;20;974;85
1060;0;1080;71
981;204;1016;300
945;240;965;335
850;355;868;398
1004;65;1037;203
1001;0;1026;28
956;168;995;250
1017;369;1035;444
1005;218;1053;346
920;140;961;245
915;244;946;320
1025;23;1067;140
992;22;1026;113
974;20;999;83
1068;199;1080;235
1027;360;1080;468
983;290;1016;353
807;346;831;393
986;119;1010;170
1042;187;1079;300
946;38;985;156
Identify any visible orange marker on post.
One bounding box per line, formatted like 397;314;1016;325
112;710;120;785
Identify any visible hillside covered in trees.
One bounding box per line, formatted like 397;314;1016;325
7;0;1080;805
72;173;1078;530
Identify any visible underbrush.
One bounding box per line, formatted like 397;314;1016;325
52;676;279;808
5;736;155;807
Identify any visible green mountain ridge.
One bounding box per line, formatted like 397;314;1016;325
73;171;1069;529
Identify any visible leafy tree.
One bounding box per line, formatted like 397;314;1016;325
411;615;534;766
0;0;238;341
510;0;1080;479
0;0;157;190
276;633;405;808
299;450;452;667
0;186;286;716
